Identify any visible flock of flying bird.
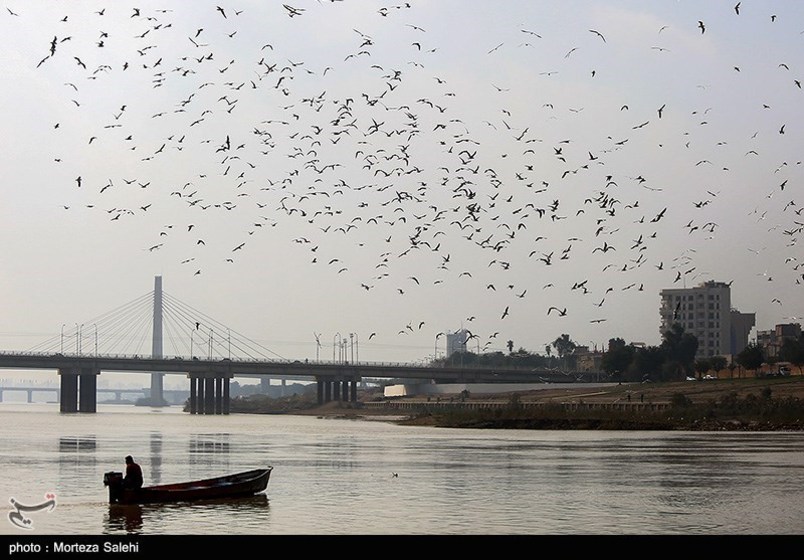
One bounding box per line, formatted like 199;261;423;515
9;2;804;356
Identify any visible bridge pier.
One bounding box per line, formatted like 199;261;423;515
58;367;99;413
316;377;360;405
188;373;231;415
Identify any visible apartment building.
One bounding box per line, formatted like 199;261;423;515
659;280;755;360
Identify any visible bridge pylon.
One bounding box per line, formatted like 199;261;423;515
145;276;167;407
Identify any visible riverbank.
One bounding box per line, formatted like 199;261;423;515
231;375;804;430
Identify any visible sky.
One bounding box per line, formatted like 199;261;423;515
1;1;803;384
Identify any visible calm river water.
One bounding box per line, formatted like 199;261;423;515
0;403;802;536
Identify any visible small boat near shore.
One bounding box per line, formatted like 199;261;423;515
103;467;272;505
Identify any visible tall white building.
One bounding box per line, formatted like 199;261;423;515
659;280;755;360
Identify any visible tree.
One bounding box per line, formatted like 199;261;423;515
709;355;728;374
660;323;698;380
633;345;665;381
736;342;764;375
552;334;577;369
600;338;634;380
695;359;711;379
779;337;804;368
507;340;514;353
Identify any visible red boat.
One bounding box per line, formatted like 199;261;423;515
103;467;272;505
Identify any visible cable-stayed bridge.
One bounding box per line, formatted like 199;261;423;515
0;276;586;415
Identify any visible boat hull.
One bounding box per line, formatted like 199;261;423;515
104;467;272;505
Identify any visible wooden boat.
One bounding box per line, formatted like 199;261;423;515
103;467;272;505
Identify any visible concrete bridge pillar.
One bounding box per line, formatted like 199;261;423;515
315;377;360;404
27;390;33;404
204;377;215;414
58;367;98;413
79;368;97;413
59;369;79;413
189;377;198;414
187;374;231;415
0;389;3;403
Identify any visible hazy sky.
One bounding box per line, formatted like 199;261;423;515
1;1;803;379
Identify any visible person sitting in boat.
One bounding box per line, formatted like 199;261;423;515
123;455;143;490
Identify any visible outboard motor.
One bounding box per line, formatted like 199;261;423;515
103;471;124;504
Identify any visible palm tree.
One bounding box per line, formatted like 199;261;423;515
552;334;576;370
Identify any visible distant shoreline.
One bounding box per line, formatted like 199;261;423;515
238;376;804;431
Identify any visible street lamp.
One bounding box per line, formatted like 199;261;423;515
349;333;354;364
227;328;231;359
60;324;65;353
94;323;98;356
353;333;359;364
333;332;341;362
314;333;321;362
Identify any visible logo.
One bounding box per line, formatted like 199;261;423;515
7;493;57;530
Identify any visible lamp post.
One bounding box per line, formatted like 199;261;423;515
349;333;354;364
314;333;321;362
227;328;231;359
74;323;79;354
333;332;341;362
94;323;98;356
60;324;65;353
354;332;359;364
190;328;194;359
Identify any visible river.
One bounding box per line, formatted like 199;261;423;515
0;403;802;537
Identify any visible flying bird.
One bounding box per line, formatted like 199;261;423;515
589;29;606;42
283;4;304;17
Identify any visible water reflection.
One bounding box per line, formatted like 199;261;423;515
149;433;162;484
58;436;97;473
189;433;231;455
58;436;97;452
105;504;143;534
103;495;270;535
